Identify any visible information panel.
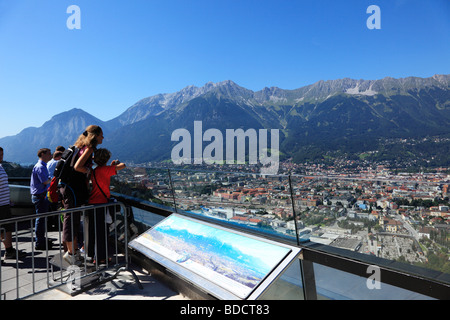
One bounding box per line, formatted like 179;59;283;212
129;213;300;299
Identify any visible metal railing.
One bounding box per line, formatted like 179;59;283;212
0;201;141;300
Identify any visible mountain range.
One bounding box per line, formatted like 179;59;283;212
1;74;449;167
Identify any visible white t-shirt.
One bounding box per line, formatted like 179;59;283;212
47;158;59;178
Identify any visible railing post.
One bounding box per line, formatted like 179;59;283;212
288;174;300;246
124;205;129;268
300;259;318;300
167;169;178;213
120;203;143;290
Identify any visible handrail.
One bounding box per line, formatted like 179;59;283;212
0;201;141;300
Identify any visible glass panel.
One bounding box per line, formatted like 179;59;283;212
114;166;450;292
131;207;166;229
313;263;435;300
290;174;450;286
112;167;176;210
170;169;298;243
258;258;304;300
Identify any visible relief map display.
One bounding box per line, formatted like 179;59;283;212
131;214;291;298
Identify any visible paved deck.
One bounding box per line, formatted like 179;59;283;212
1;227;187;300
28;263;188;300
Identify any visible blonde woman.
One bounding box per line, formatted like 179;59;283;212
62;125;104;265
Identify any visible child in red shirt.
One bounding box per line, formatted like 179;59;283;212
86;148;126;265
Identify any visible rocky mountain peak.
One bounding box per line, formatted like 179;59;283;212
1;74;448;165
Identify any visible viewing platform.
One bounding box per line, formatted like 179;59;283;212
2;171;450;301
1;227;186;300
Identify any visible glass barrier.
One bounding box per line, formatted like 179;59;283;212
8;168;449;299
168;169;298;243
9;185;33;206
258;258;304;300
111;167;177;210
130;206;167;230
290;174;450;286
111;167;450;292
313;262;435;300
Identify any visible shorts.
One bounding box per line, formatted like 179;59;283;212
59;184;85;243
0;205;14;232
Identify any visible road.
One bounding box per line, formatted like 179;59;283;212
393;214;420;240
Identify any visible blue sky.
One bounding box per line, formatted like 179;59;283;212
0;0;449;138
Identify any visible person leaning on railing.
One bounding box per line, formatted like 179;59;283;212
0;147;26;259
61;125;104;266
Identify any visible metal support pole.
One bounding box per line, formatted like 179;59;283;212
167;169;178;213
300;259;318;300
288;174;300;246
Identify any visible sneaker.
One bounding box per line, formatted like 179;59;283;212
63;251;83;266
3;249;26;260
75;250;85;262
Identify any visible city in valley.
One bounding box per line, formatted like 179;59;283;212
112;161;450;274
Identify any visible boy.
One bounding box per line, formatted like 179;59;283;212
86;148;125;264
